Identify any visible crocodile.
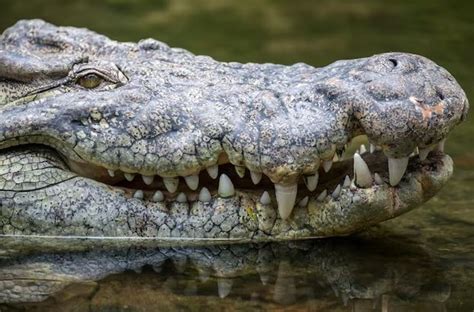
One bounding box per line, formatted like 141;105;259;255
0;20;469;242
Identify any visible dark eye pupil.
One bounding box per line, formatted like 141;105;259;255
78;74;102;89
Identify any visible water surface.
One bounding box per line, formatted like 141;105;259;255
0;1;473;311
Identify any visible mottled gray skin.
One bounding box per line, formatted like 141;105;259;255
0;20;469;241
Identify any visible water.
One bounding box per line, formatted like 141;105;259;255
0;0;473;310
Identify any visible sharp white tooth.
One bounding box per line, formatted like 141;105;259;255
317;189;327;201
184;174;199;190
218;174;235;197
217;278;233;299
124;173;135;181
304;173;319;191
260;191;271;205
206;165;218;179
332;153;339;162
436;139;446;152
198;187;211;202
350;177;359;190
176;192;187;203
353;153;373;188
322;160;333;172
142;175;154;185
250;171;262;184
370;144;376;154
414;146;419;155
133;190;144;199
388;156;409;186
419;145;434;161
359;144;367;154
350;178;357;190
152;190;164;202
298;196;309;207
274;183;297;220
374;173;384;185
332;184;341;198
107;169;115;177
343;175;351;188
235;166;246;178
163;177;179;193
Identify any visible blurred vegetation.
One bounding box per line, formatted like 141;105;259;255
0;0;473;163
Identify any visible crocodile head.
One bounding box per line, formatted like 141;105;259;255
0;20;468;241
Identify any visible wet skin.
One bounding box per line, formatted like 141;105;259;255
0;20;469;241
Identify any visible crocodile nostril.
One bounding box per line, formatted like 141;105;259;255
388;58;398;68
436;90;445;100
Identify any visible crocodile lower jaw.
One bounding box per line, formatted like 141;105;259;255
63;140;450;222
0;143;452;240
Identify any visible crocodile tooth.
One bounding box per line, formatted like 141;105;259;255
133;190;144;199
250;171;262;184
206;165;218;179
317;189;327;201
198;187;211;202
107;169;115;177
343;175;351;188
152;190;164;202
176;192;187;203
350;178;358;190
274;183;297;220
163;177;179;193
218;174;235;197
436;139;446;152
388;156;409;186
322;160;333;172
374;173;384;185
359;144;367;154
353;153;373;188
304;173;319;191
260;191;271;205
298;196;309;207
124;173;135;182
419;145;434;161
332;153;339;162
142;175;154;185
217;278;233;299
370;144;376;154
332;184;341;199
235;166;246;178
184;174;199;190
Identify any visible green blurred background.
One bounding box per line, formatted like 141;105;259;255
0;0;472;165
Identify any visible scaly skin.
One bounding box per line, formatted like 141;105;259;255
0;20;469;242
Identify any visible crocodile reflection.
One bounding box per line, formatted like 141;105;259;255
0;236;449;310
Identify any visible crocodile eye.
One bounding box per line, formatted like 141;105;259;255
77;74;103;89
